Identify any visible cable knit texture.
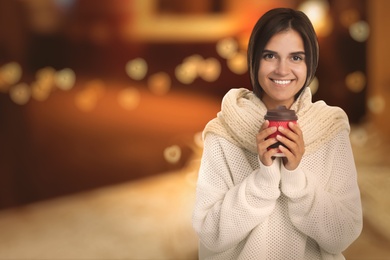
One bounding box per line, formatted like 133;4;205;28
192;88;363;260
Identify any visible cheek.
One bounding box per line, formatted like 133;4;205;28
295;65;307;80
258;63;273;79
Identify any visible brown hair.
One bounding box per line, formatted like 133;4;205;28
247;8;319;99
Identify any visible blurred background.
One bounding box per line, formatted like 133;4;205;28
0;0;389;259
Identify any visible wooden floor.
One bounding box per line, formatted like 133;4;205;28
0;123;389;259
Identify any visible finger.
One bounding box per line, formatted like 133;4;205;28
276;134;296;152
259;148;279;166
259;120;270;132
288;122;303;137
257;126;277;142
261;137;278;150
278;125;299;142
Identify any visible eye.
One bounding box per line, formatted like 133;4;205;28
263;53;275;60
292;55;304;62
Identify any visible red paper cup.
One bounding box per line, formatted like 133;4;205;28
264;106;298;156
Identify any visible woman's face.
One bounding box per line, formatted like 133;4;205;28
257;29;307;109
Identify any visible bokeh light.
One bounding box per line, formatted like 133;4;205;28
198;58;221;82
117;87;141;111
55;68;76;91
345;71;366;93
216;37;239;59
126;58;148;80
0;62;22;92
175;59;199;85
227;51;247;75
309;76;319;95
9;83;31;105
31;67;56;101
74;79;106;112
349;20;370;42
367;95;386;114
147;72;171;95
298;0;332;37
163;145;181;164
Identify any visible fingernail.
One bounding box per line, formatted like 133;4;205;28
278;126;284;131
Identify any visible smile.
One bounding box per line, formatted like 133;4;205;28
272;79;292;85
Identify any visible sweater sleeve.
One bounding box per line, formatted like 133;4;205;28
192;133;281;253
280;130;363;254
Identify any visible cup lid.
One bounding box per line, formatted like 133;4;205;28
264;106;298;121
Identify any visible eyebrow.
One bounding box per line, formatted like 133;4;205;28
262;49;306;56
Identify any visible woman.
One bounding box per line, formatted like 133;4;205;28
192;8;363;260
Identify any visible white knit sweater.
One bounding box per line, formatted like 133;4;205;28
192;88;363;260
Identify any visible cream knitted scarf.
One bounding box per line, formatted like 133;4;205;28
203;88;350;155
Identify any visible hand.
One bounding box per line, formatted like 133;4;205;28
276;122;305;170
256;120;279;166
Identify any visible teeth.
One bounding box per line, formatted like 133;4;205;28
273;80;291;85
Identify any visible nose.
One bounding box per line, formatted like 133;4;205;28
275;60;290;76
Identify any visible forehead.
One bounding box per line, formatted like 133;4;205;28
264;29;305;52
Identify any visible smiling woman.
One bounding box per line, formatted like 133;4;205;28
257;30;307;109
192;8;363;260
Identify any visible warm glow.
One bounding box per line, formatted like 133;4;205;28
340;9;360;28
298;0;332;37
227;51;247;75
74;80;106;112
9;83;31;105
147;72;171;95
194;132;203;148
163;145;182;164
31;67;56;101
216;37;239;59
126;58;148;80
117;87;141;111
349;20;370;42
55;68;76;91
31;81;51;101
175;60;198;85
309;76;319;95
345;71;366;93
0;62;23;93
367;96;386;114
198;58;221;82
